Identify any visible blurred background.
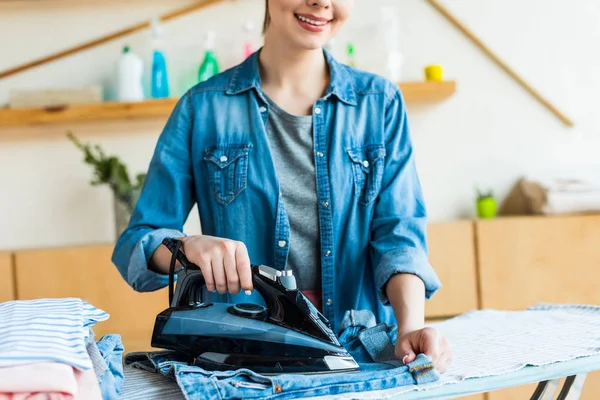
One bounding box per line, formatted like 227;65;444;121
1;0;599;249
1;1;599;398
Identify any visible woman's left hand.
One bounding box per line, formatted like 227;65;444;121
395;327;453;373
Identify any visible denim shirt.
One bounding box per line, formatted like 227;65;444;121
112;49;442;332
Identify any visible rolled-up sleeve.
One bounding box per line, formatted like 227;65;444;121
371;86;442;304
111;92;195;292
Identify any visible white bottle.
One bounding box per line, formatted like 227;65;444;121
380;6;404;82
117;45;144;102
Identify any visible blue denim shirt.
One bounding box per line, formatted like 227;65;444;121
112;49;441;332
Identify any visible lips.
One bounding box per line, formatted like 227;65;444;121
295;13;332;33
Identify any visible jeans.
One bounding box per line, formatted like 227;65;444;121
86;331;125;400
124;310;440;400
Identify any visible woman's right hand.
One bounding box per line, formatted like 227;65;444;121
179;235;253;295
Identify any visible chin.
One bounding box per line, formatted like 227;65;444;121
292;35;330;51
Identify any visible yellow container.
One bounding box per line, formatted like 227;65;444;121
424;65;444;82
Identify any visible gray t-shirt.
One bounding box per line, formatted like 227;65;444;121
264;95;321;291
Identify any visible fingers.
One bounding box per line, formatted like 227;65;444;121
223;243;240;295
183;236;252;296
435;351;452;373
197;253;215;292
396;328;453;372
211;255;227;295
421;327;442;362
436;337;453;373
395;335;416;365
235;242;253;294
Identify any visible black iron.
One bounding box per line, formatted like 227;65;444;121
150;237;360;375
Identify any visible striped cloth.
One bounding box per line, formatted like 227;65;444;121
0;298;109;370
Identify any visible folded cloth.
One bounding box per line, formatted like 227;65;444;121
0;362;78;395
73;367;102;400
0;361;102;400
123;309;439;400
514;172;600;215
0;298;109;370
0;394;69;400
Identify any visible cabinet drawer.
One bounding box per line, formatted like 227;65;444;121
426;221;479;317
476;215;600;309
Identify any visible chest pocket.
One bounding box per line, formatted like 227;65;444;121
203;144;252;205
347;144;386;206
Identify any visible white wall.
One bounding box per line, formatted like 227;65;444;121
1;0;598;251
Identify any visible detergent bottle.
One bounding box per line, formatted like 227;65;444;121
243;21;256;59
198;31;220;83
150;17;170;98
117;45;144;102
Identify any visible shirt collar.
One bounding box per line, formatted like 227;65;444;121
226;48;358;106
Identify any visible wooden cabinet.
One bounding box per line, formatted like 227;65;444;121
477;215;600;399
476;215;600;309
426;221;479;318
13;244;169;352
0;252;15;302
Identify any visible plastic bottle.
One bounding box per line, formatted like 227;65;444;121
150;17;170;98
117;46;144;102
198;31;220;83
347;43;357;68
243;22;256;59
380;6;404;82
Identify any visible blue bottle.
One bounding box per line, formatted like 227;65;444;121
151;17;170;98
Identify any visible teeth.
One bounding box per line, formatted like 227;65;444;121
296;14;328;26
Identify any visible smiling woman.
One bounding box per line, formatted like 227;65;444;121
113;0;453;376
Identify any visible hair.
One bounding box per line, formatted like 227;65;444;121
263;0;270;34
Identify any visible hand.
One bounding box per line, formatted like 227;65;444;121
180;235;253;295
395;327;452;373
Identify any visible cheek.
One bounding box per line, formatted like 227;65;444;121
334;3;354;24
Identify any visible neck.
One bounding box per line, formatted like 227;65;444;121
259;32;329;95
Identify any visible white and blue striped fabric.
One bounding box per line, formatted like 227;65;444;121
0;298;109;370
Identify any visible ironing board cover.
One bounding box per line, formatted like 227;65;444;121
120;304;600;400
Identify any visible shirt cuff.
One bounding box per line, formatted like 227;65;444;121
375;247;442;304
127;228;186;292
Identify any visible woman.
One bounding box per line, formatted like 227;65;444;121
113;0;452;372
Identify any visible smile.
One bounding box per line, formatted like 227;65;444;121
294;13;331;27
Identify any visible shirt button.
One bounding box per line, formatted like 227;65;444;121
220;156;228;162
259;106;267;113
326;298;333;306
314;107;322;115
317;152;324;157
325;250;331;257
278;240;286;248
322;201;329;208
362;160;369;168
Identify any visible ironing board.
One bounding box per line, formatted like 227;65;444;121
120;304;600;399
399;355;597;399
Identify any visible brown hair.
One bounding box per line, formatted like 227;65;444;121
263;0;270;34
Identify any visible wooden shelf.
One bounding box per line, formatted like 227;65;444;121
400;80;456;102
0;81;456;128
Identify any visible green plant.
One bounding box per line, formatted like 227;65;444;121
476;188;494;200
67;131;145;213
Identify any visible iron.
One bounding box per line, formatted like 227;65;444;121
151;237;360;375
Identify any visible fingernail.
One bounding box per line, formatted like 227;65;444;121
402;355;409;364
245;290;252;296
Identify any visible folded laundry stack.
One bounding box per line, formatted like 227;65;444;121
513;169;600;215
0;298;124;400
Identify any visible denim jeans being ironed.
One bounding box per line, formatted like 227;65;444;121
124;310;440;400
